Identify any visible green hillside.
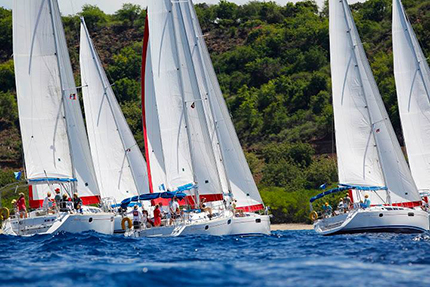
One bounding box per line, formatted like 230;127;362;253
1;0;429;222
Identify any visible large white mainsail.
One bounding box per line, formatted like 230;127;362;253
175;0;264;211
13;0;100;205
144;0;224;203
393;0;430;194
80;18;149;203
330;0;420;206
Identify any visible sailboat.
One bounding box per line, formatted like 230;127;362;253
1;0;114;236
310;0;429;235
123;0;270;237
392;0;430;206
79;17;151;233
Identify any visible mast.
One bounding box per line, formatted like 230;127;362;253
80;17;141;196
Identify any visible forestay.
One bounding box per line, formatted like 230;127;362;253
330;0;420;205
13;0;100;205
80;18;149;203
393;0;430;194
174;0;264;210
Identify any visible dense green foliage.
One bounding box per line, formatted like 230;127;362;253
1;0;430;222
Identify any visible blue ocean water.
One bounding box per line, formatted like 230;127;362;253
1;230;430;286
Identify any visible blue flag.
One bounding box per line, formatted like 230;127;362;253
14;171;22;181
319;183;327;190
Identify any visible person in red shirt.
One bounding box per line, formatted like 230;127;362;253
153;204;162;227
16;192;27;218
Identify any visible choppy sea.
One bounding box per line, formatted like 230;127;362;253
1;230;430;286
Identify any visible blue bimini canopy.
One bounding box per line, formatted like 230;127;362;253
120;191;187;209
28;178;78;184
309;184;387;203
309;187;349;203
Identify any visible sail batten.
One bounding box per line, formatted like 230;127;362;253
393;0;430;193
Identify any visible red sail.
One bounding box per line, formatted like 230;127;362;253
141;13;153;195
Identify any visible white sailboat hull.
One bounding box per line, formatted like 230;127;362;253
2;212;114;236
126;213;270;237
314;206;429;235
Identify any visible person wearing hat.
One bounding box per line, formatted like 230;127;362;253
361;194;371;209
73;193;83;213
343;195;352;211
11;199;18;217
54;188;62;209
322;202;332;218
16;192;27;218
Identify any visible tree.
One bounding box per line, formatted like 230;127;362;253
79;5;108;31
114;4;142;27
112;78;139;103
0;7;12;61
0;60;14;92
107;44;141;81
0;91;17;122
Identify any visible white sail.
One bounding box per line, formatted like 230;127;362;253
145;0;224;201
171;1;224;199
393;0;430;194
80;18;149;203
330;0;420;205
13;0;100;204
13;0;73;181
145;0;194;192
175;0;264;210
142;19;168;194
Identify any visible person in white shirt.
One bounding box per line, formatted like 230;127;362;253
129;205;143;230
42;192;54;214
169;197;180;225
